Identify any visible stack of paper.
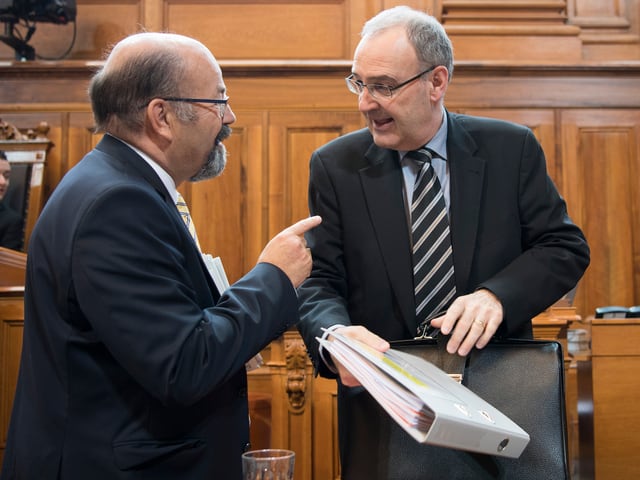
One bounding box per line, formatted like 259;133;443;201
202;254;230;292
202;254;263;371
317;330;529;458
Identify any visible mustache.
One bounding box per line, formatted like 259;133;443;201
216;124;231;143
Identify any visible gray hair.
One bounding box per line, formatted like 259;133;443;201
361;6;454;79
89;40;197;133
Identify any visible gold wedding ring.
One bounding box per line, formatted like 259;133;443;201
474;318;486;328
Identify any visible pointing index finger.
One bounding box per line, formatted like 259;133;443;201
286;215;322;236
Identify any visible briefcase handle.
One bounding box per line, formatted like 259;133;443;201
390;333;467;381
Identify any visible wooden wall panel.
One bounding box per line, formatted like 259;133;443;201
452;108;557;180
443;0;568;25
0;1;143;61
311;376;340;480
561;109;640;318
0;293;24;467
444;69;640;110
442;0;582;62
222;72;354;111
67;111;101;172
265;331;315;480
267;111;363;237
571;0;640;62
183;111;266;283
0;75;92;105
167;1;349;60
1;0;639;63
70;1;142;59
0;0;392;62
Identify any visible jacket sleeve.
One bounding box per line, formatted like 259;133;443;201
72;183;298;405
476;129;590;337
297;151;351;378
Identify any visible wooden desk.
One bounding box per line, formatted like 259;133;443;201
0;247;26;466
532;305;578;359
589;318;640;479
0;288;24;468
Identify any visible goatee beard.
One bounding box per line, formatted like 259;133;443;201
190;124;231;182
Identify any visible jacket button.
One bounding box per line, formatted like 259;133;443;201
244;442;251;452
238;387;247;397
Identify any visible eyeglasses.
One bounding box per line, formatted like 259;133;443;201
345;66;437;99
161;96;229;118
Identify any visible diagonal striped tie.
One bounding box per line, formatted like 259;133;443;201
408;148;456;332
176;192;201;250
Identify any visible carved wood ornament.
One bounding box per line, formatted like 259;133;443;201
284;335;307;413
0;119;50;141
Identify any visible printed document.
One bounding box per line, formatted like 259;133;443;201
317;330;529;458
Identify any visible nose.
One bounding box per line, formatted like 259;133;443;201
223;103;236;124
357;88;379;112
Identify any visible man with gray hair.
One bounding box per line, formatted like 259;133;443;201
297;6;588;478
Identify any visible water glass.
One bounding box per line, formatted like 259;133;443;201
242;448;295;480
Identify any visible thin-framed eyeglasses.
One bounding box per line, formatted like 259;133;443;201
345;65;437;99
161;96;229;118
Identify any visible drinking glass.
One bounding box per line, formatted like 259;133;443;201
241;449;295;480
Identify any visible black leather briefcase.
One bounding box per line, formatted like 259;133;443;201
339;336;570;480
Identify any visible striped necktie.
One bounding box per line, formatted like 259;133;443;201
408;148;456;332
176;192;201;250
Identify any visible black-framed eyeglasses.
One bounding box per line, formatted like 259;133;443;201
345;65;437;99
161;96;229;118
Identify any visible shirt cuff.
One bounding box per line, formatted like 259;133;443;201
318;324;346;374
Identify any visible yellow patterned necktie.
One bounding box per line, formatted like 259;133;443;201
175;192;201;250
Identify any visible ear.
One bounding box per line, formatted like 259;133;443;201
429;66;449;101
145;98;174;144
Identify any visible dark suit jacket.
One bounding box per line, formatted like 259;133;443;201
297;112;589;377
1;135;298;480
0;201;23;250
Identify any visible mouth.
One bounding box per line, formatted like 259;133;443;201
373;117;393;126
369;115;394;131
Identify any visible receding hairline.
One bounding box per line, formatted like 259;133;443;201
104;32;215;70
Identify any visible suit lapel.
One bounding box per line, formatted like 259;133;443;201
360;144;416;334
95;135;221;301
95;135;171;202
447;114;486;294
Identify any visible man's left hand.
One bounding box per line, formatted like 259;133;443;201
429;289;503;356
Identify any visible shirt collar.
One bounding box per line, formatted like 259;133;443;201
427;108;448;160
399;107;448;161
114;135;178;203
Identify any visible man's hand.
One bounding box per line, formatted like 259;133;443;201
258;216;322;288
330;325;390;387
429;289;503;356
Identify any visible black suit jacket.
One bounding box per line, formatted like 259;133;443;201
298;112;589;376
0;201;23;250
1;135;298;480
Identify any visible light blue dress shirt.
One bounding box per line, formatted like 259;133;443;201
400;109;450;219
